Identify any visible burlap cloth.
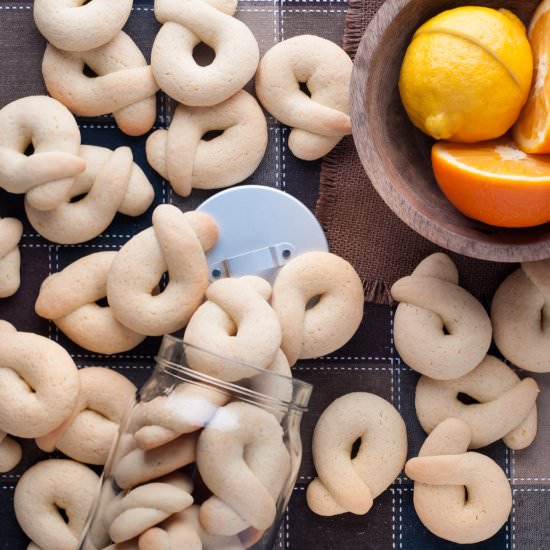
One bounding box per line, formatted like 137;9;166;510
316;0;516;305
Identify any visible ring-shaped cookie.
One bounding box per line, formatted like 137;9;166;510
26;145;154;244
37;367;136;465
152;0;260;106
113;433;198;490
185;276;282;381
391;253;492;380
147;90;267;197
0;96;85;211
107;205;218;336
14;459;99;550
306;392;407;516
492;260;550;372
33;0;133;52
139;505;244;550
0;323;80;438
405;418;512;544
43;32;159;136
197;402;290;534
130;383;230;451
416;355;539;450
0;217;23;298
272;251;364;366
36;251;146;355
256;35;352;160
106;474;193;544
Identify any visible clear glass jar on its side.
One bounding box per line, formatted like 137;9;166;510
79;336;312;550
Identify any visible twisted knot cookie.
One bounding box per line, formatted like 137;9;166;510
26;145;154;244
391;253;492;380
307;392;407;516
416;355;539;450
146;90;267;197
492;259;550;372
14;459;99;550
139;505;244;550
107;205;218;336
130;383;230;451
197;402;291;535
405;418;512;544
113;432;198;490
272;251;363;366
43;32;159;136
36;252;146;355
152;0;260;106
36;367;136;465
0;96;85;211
185;276;282;381
33;0;133;52
0;217;23;298
0;430;22;473
106;473;193;544
256;35;352;161
0;321;79;438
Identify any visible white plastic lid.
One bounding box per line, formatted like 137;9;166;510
197;185;328;283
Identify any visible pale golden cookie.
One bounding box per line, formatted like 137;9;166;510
43;32;158;136
185;276;282;381
272;251;364;366
14;459;99;550
416;355;539;450
26;145;154;244
198;402;290;535
307;392;407;516
0;217;23;298
256;35;352;160
36;251;146;355
33;0;133;52
152;0;260;106
0;430;22;473
492;259;550;372
0;96;85;211
392;253;492;379
406;418;512;544
146;90;267;197
0;323;80;438
37;367;136;465
107;205;218;336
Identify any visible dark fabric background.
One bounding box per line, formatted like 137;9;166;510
0;2;547;550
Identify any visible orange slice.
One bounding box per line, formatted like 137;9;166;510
513;0;550;153
432;138;550;227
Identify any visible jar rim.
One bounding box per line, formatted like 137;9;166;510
156;335;313;413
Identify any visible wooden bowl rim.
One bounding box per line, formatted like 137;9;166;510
350;0;550;263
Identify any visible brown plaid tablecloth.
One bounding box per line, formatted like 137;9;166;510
0;1;549;550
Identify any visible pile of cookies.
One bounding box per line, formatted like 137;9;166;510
390;252;544;544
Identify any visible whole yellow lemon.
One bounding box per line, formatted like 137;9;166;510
399;6;533;142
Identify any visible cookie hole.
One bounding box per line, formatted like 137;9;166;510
202;130;224;142
299;81;312;98
193;43;216;66
24;143;35;156
457;392;480;406
350;437;362;459
69;193;88;204
464;486;469;503
442;325;451;336
83;64;98;78
95;297;109;308
57;505;70;524
540;308;545;331
306;295;321;310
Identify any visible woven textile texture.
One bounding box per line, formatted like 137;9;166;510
0;1;548;550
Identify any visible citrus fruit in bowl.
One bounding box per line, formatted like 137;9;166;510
432;138;550;228
399;6;533;142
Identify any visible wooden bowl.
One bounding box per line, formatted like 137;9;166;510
350;0;550;262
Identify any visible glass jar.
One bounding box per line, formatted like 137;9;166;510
79;336;312;550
